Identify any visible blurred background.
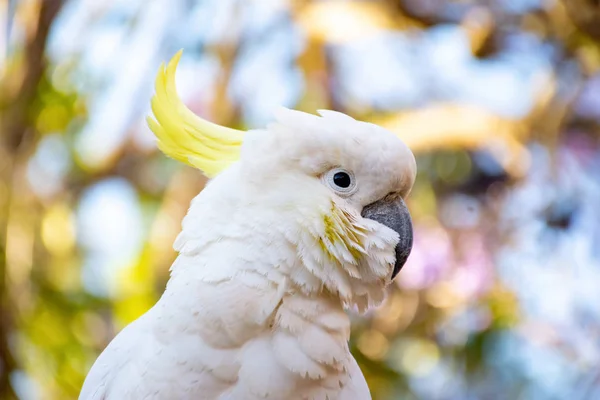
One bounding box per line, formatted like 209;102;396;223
1;0;600;399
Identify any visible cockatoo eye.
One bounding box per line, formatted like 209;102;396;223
333;172;351;188
324;168;356;195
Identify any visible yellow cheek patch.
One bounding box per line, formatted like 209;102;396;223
147;50;244;178
320;201;369;265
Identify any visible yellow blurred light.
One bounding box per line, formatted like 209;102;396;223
113;248;157;327
297;2;395;44
377;104;518;152
521;14;548;39
73;312;108;348
436;151;472;184
407;183;437;219
379;291;404;319
399;338;440;377
426;281;464;309
434;153;458;180
6;209;34;285
47;259;80;291
373;291;415;335
41;204;76;257
62;351;87;386
36;104;70;134
72;315;94;347
374;103;536;177
31;308;70;349
576;43;600;75
488;283;520;328
357;329;389;361
114;291;156;329
0;181;8;209
390;289;420;331
149;211;180;249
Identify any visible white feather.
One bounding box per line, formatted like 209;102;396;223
80;108;417;399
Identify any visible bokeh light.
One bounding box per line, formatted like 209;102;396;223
1;0;600;399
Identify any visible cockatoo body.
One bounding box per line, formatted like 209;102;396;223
80;51;416;400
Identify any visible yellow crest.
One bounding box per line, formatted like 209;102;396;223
147;50;244;178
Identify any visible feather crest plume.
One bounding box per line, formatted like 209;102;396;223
147;50;244;178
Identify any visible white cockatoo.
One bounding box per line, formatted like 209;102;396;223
79;51;416;400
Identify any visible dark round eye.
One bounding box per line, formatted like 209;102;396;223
324;168;356;194
333;172;352;188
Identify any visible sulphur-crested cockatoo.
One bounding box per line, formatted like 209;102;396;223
79;50;416;400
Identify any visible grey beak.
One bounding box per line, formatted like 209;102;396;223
361;195;413;279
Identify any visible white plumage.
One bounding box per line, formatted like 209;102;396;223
80;54;416;400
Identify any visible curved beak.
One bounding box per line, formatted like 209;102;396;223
361;195;413;279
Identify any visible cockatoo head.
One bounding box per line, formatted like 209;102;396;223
148;51;416;312
240;107;416;280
